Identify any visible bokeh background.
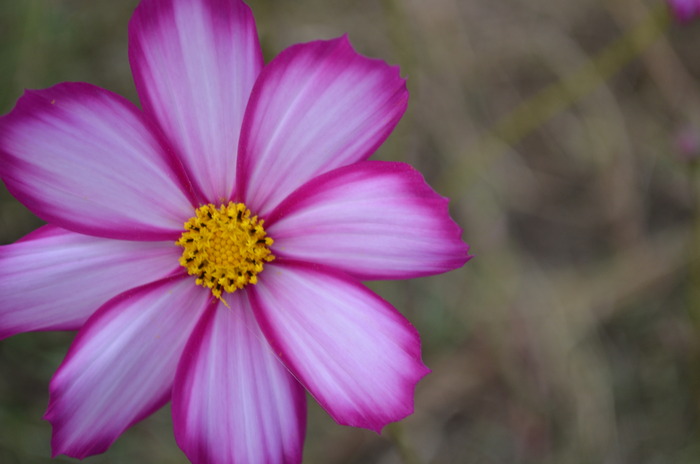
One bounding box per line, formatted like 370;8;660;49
2;0;700;463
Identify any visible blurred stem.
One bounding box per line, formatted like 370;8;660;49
687;161;700;424
14;0;42;88
606;0;700;121
379;0;416;163
487;2;669;145
380;0;415;73
385;422;423;464
447;2;670;192
376;6;424;462
689;163;700;328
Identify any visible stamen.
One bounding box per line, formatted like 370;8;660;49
176;202;274;302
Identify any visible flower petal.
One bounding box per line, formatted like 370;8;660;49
0;83;194;240
45;276;210;459
237;36;408;216
0;225;182;340
130;0;263;202
173;294;306;464
249;262;430;433
266;161;470;280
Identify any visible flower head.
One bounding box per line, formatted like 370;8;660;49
668;0;700;22
0;0;470;463
673;124;700;162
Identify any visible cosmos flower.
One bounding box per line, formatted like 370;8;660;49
668;0;700;22
0;0;470;462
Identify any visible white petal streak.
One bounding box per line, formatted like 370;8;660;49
238;36;408;215
46;276;210;459
250;262;430;432
130;0;263;201
0;83;193;240
267;161;470;280
173;294;305;464
0;225;182;339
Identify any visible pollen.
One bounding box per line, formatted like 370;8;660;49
176;202;274;302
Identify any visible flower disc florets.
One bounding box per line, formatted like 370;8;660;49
176;202;274;300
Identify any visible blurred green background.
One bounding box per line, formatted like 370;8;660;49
2;0;700;463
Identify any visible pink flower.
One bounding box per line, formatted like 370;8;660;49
0;0;469;462
668;0;700;22
673;125;700;161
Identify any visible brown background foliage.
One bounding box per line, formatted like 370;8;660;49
1;0;700;463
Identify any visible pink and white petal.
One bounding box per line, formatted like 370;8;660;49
237;36;408;216
0;225;183;340
130;0;263;202
173;293;306;464
266;161;470;280
249;262;430;433
45;276;210;459
0;83;194;241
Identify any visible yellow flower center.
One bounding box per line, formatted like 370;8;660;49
176;202;274;301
